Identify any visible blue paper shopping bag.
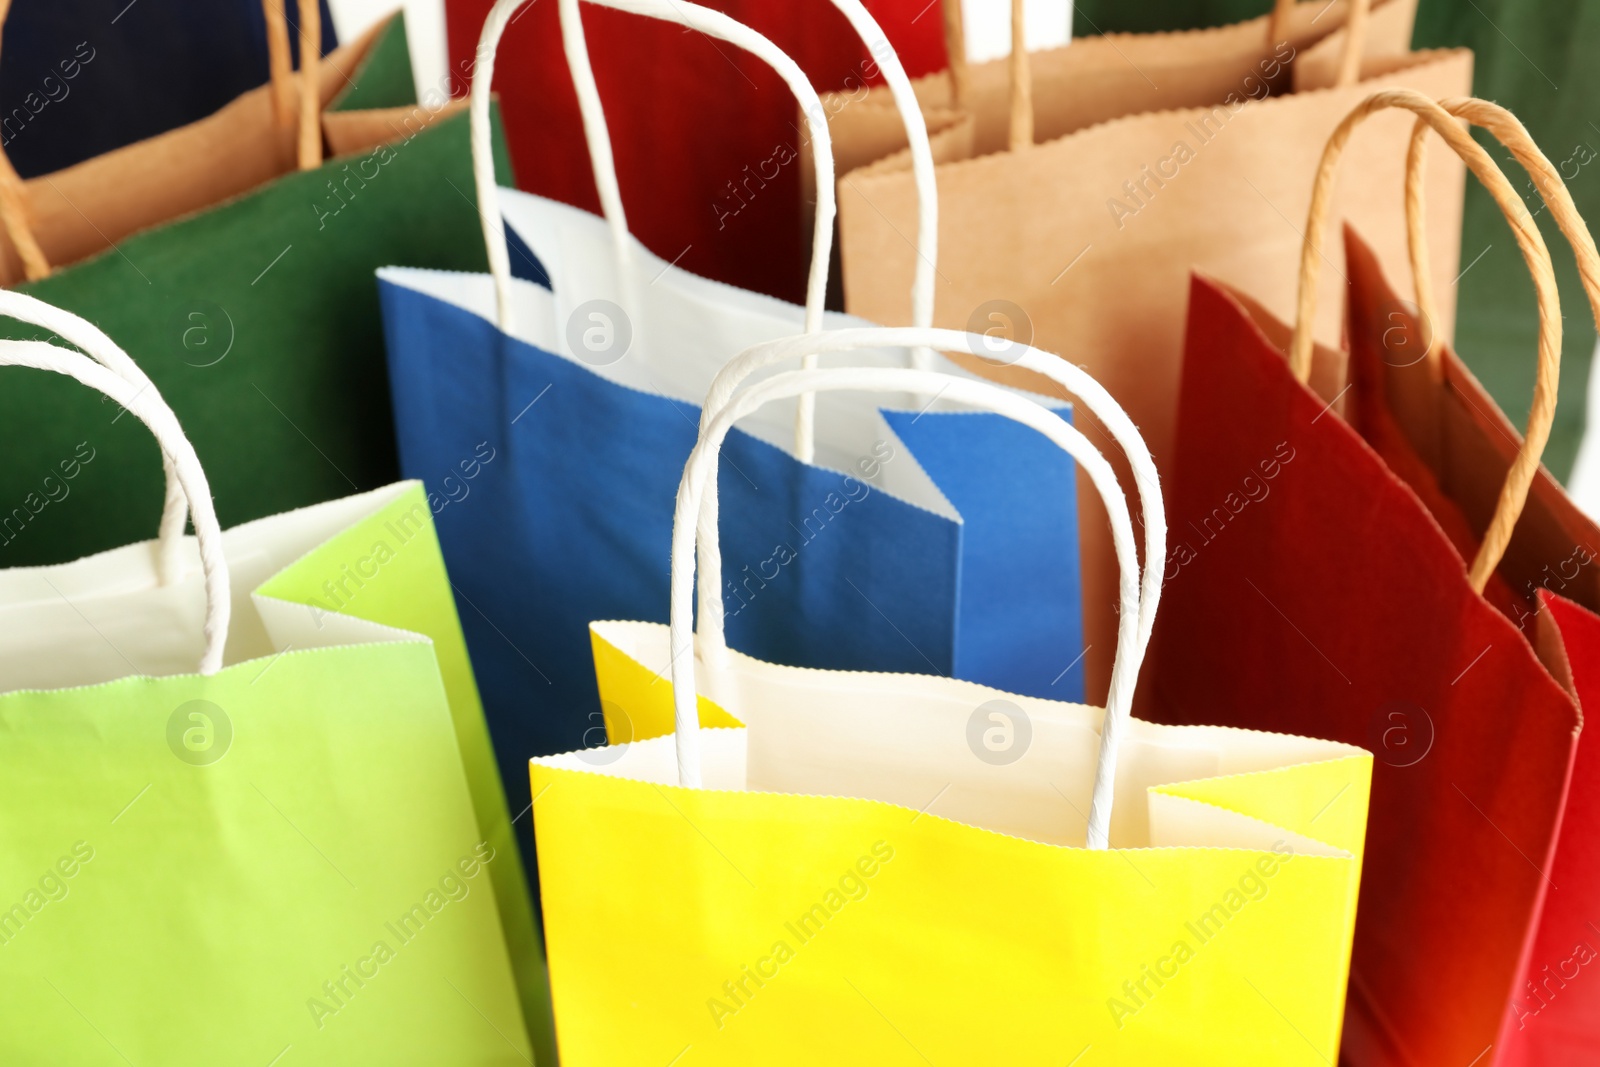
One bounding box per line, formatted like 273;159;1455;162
379;0;1085;873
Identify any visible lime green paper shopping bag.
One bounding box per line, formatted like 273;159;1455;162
0;12;514;570
0;295;552;1065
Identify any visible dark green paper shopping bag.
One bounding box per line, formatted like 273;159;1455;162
0;12;514;571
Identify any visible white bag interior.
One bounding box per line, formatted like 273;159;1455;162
546;620;1362;855
381;189;1073;521
0;483;422;693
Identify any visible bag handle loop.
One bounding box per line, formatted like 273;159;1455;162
293;0;324;171
1268;0;1371;88
264;0;297;130
942;0;970;108
470;0;830;339
669;327;1164;851
1290;89;1564;594
263;0;326;169
1402;98;1600;592
1008;0;1032;152
556;0;938;460
691;326;1163;698
0;0;325;283
0;338;229;674
472;0;939;461
0;291;192;583
471;0;833;336
0;0;56;279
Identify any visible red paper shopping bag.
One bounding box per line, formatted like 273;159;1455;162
1348;237;1600;1058
444;0;949;303
1507;596;1600;1062
1141;91;1583;1065
1335;95;1600;1061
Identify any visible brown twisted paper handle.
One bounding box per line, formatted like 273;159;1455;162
294;0;323;170
942;0;970;109
265;0;325;169
1008;0;1032;152
0;0;54;280
1269;0;1370;89
0;0;324;282
264;0;296;126
1400;98;1600;591
1290;88;1565;594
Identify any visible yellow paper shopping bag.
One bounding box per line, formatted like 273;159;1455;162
531;327;1372;1064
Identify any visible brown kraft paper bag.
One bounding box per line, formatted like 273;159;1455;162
807;0;1421;237
0;13;442;286
826;0;1472;700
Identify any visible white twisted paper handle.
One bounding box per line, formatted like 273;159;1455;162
471;0;831;339
0;338;230;674
556;0;941;458
471;0;939;458
0;291;189;584
668;328;1165;851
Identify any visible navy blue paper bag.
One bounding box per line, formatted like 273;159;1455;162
1;0;337;178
